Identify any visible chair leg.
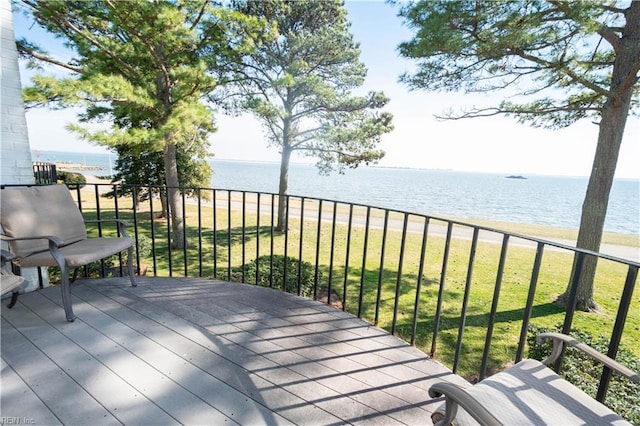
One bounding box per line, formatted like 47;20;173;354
127;245;137;287
7;290;19;308
60;266;76;322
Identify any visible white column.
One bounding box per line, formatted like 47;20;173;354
1;0;48;292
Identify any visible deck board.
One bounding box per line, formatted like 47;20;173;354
2;277;469;425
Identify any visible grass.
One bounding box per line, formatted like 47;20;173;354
73;187;639;380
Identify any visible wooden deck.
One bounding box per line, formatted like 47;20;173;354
1;277;469;425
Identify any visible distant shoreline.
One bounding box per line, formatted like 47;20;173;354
56;162;104;171
36;150;638;235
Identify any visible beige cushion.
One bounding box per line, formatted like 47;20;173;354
1;272;24;296
18;237;133;268
1;185;87;257
432;359;630;425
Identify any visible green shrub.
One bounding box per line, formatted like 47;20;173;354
229;255;319;298
57;171;86;187
528;324;639;424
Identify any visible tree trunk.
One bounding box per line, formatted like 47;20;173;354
163;143;187;249
158;187;168;218
560;4;639;311
276;145;292;232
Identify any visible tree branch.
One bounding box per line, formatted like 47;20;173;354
16;43;83;73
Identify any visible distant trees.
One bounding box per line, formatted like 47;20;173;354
398;0;639;311
16;0;267;249
227;0;394;230
106;143;211;215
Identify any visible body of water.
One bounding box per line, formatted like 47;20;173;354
35;150;639;235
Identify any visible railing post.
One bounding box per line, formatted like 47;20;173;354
197;188;203;277
227;190;232;281
283;195;290;292
516;242;545;362
327;202;338;304
453;227;479;374
555;252;586;372
343;204;354;312
256;192;261;286
270;194;275;289
391;213;409;336
297;197;305;295
431;221;453;357
313;200;323;299
480;234;509;380
242;191;246;283
358;206;371;319
596;265;638;402
411;217;429;346
374;210;390;326
212;189;218;279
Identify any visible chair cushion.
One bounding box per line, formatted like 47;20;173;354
432;359;630;425
18;237;133;268
1;272;24;296
1;185;87;257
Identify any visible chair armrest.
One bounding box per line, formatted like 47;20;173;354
1;249;14;267
1;248;14;261
0;234;65;247
429;382;502;426
537;332;639;384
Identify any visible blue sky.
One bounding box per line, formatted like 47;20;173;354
13;1;640;178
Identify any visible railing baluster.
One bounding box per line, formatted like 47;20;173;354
114;185;124;276
391;213;409;335
555;252;587;373
343;204;354;312
242;191;246;283
212;189;218;279
314;200;323;300
182;190;187;277
516;242;545;362
270;194;275;288
94;185;106;277
283;195;290;292
480;234;510;380
453;227;479;374
358;206;371;319
149;186;157;276
412;217;430;346
198;188;203;278
431;222;453;357
165;189;172;277
227;190;232;282
374;210;390;326
597;265;638;402
297;197;306;295
327;202;338;304
256;193;261;286
132;186;141;274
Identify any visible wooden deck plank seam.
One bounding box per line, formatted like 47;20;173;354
2;278;468;425
77;280;444;423
33;284;293;425
74;281;409;423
